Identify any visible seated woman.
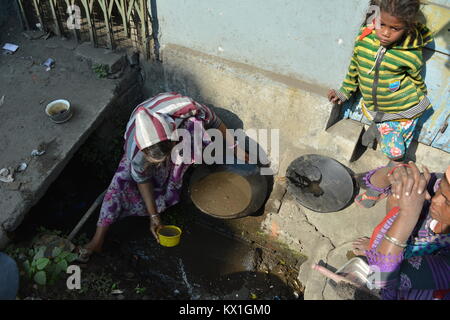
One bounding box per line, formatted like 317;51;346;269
315;162;450;300
78;92;246;261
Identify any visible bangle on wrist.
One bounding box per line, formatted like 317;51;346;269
150;213;159;219
388;163;411;176
383;234;407;248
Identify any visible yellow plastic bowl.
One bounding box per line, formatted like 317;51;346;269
157;225;182;247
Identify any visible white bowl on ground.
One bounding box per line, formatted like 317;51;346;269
45;99;72;124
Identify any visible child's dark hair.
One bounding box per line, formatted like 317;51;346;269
369;0;422;34
142;140;172;160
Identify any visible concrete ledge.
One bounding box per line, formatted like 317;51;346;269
75;42;126;74
320;119;364;162
261;194;335;300
0;35;140;249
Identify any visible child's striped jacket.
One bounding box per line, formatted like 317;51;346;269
336;23;434;122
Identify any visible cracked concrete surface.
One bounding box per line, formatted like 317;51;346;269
0;25;138;248
261;177;386;300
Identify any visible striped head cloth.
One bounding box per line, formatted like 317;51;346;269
132;93;200;151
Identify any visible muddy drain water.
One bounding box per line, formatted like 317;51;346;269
190;172;252;217
117;219;303;300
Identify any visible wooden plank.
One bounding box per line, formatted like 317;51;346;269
421;3;450;55
430;84;449;152
416;51;450;146
48;0;62;36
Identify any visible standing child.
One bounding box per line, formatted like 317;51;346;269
328;0;434;207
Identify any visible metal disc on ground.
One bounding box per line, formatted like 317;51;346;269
188;164;269;219
286;154;354;213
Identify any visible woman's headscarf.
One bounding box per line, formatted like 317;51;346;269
124;93;205;159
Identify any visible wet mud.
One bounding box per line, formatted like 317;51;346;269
191;171;252;217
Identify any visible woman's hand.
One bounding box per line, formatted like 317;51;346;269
234;145;249;163
328;89;344;105
150;214;162;243
387;162;431;219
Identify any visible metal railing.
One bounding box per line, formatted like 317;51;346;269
17;0;154;59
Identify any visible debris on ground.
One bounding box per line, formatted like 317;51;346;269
16;162;28;173
2;43;19;54
31;149;45;157
111;289;124;295
22;31;47;41
42;58;55;71
0;167;14;183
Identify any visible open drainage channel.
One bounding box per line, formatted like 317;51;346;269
7;139;305;300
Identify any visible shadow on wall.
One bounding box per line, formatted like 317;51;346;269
0;0;20;40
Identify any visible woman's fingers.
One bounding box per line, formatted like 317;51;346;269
388;173;403;199
150;224;160;243
422;166;431;182
422;166;432;200
388;162;432;201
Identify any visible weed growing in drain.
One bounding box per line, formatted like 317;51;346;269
6;227;78;287
135;284;147;295
92;64;109;78
6;245;77;286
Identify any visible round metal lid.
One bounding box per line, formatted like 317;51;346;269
286;154;354;213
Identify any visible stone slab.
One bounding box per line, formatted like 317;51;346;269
319;118;364;162
75;42;126;74
0;32;126;249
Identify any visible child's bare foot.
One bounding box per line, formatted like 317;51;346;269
352;237;370;256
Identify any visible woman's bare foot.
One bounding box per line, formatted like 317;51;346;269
75;243;102;263
352;237;370;256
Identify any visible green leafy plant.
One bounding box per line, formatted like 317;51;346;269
92;64;109;78
23;246;78;286
134;284;146;295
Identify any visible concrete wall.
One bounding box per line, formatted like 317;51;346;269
154;0;370;89
143;1;449;175
143;44;449;176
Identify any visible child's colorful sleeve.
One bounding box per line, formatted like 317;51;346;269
408;61;428;96
408;24;434;96
336;35;362;102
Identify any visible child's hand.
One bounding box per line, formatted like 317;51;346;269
328;89;344;105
